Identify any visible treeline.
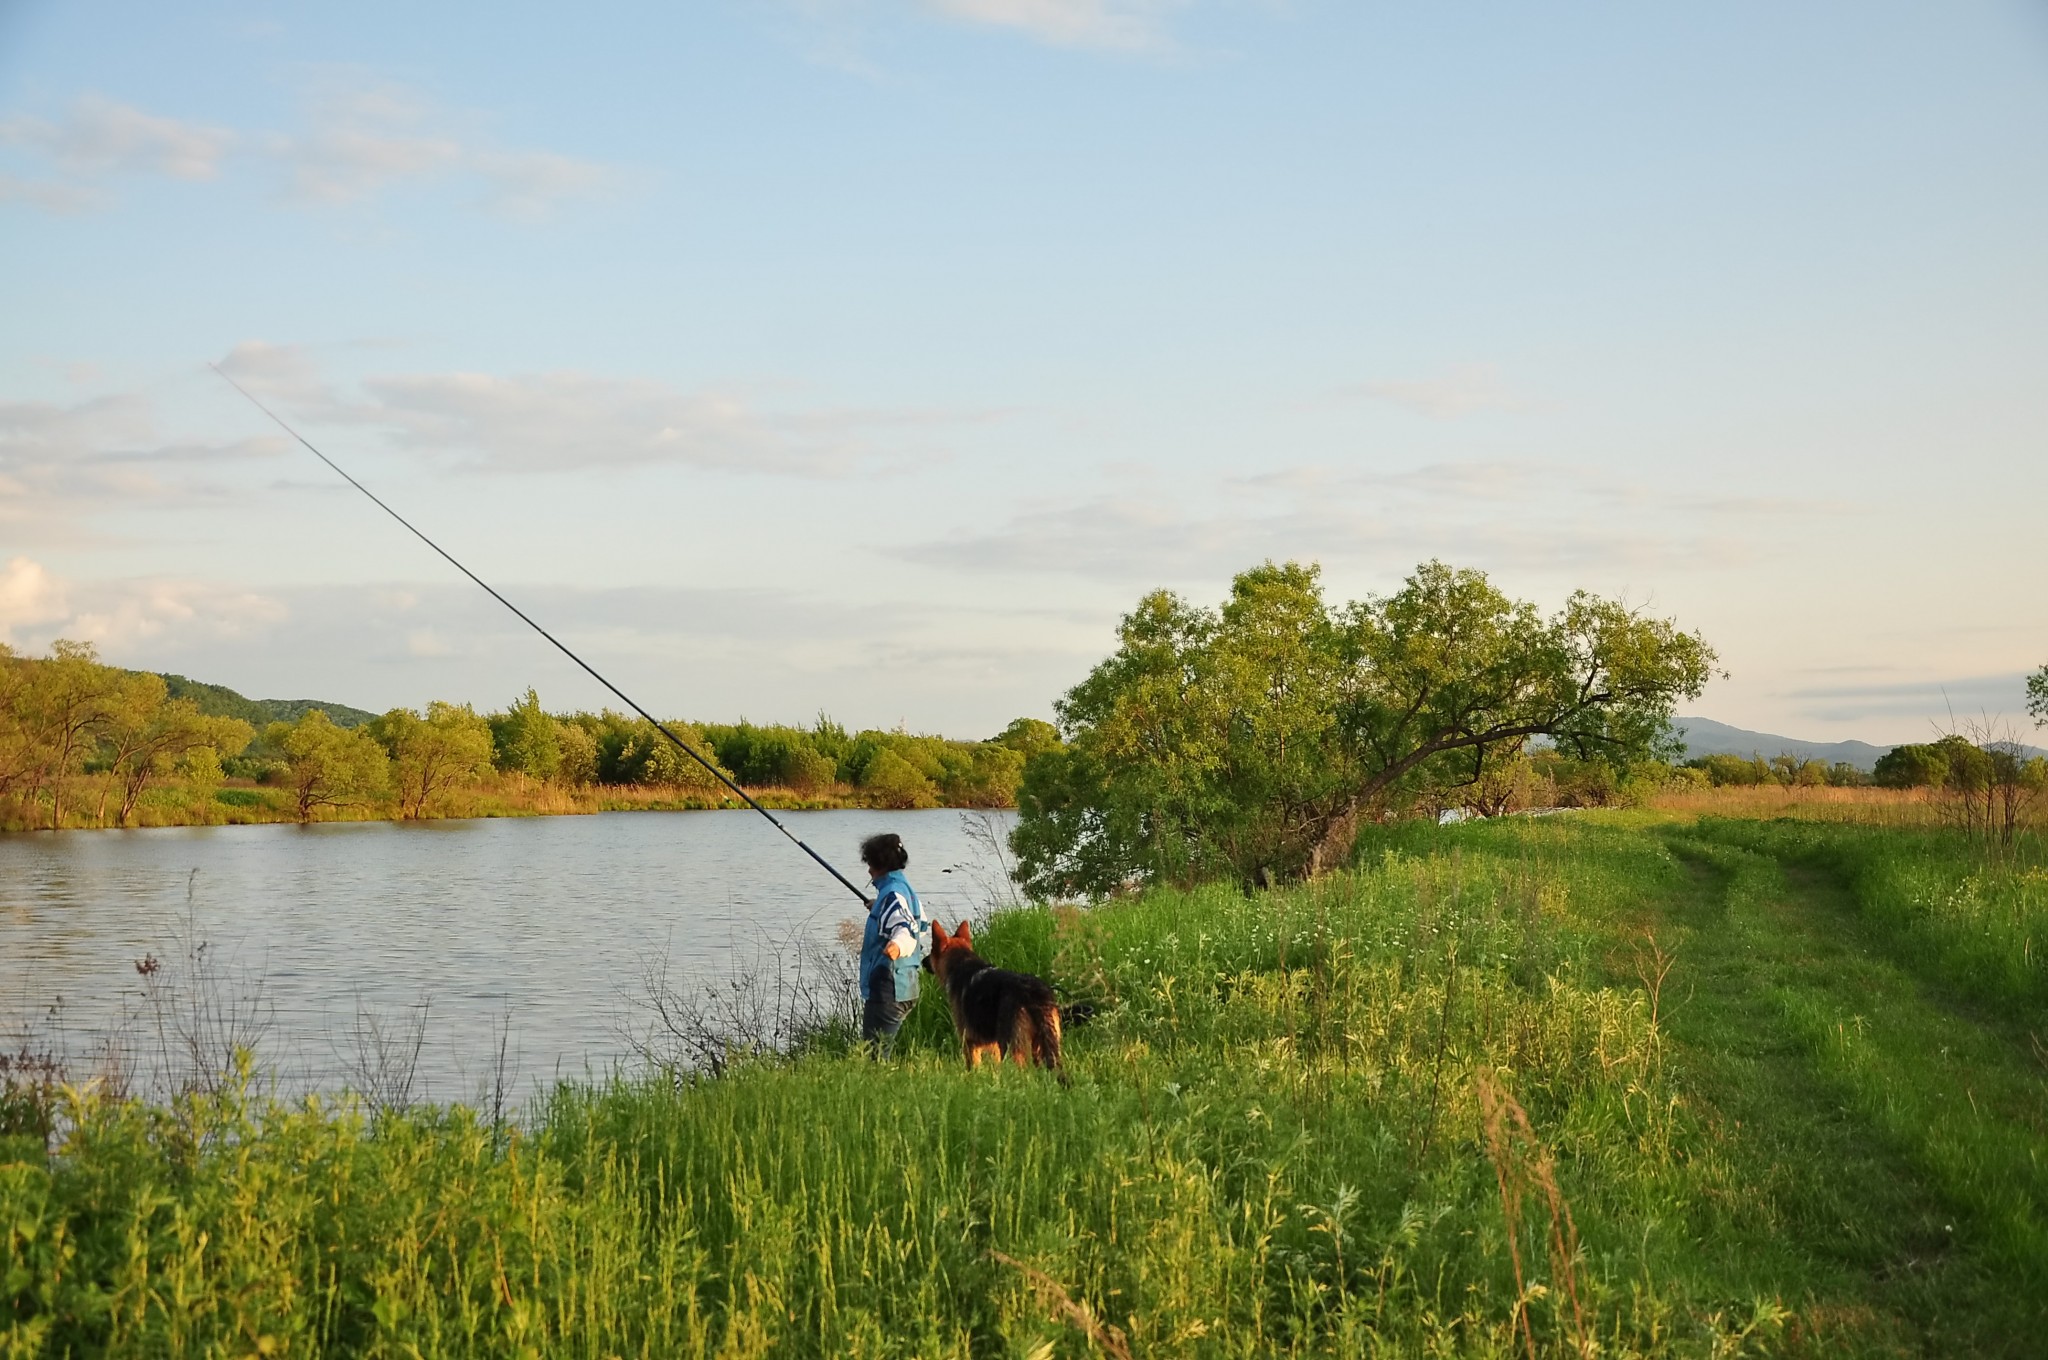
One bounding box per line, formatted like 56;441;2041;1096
1682;752;1873;788
0;641;1058;830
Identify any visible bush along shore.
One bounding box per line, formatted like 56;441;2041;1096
7;810;2046;1356
0;641;1061;831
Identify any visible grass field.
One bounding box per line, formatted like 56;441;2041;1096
4;811;2045;1356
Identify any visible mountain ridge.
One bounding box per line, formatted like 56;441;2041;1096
1673;715;2045;771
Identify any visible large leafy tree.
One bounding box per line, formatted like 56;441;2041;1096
374;702;495;819
95;672;254;826
1014;560;1714;897
269;709;390;822
490;687;563;781
12;640;126;829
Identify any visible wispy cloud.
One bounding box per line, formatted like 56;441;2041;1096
1780;671;2037;726
903;458;1841;584
0;80;619;218
0;94;236;180
0;171;106;213
218;341;977;478
920;0;1184;51
0;392;284;545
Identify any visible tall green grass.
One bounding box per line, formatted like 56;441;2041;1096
1682;818;2048;1015
5;816;2041;1355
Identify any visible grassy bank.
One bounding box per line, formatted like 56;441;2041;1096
6;814;2046;1355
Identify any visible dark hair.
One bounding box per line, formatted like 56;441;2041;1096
859;832;908;873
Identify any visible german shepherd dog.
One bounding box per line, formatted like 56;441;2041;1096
924;920;1067;1082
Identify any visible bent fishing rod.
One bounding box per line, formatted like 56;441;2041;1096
210;363;872;906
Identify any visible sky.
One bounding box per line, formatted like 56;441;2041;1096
2;0;2045;743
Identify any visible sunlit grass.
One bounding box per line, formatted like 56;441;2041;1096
6;814;2046;1355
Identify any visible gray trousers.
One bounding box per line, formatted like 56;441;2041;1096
862;965;914;1056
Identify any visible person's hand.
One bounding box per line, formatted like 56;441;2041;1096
884;938;908;961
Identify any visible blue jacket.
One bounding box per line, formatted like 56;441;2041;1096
859;870;928;1001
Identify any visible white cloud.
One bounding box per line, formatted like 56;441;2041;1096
265;78;612;214
0;391;284;544
0;81;615;217
0;557;287;652
0;94;235;180
1351;364;1537;420
218;341;972;478
921;0;1182;50
0;557;70;642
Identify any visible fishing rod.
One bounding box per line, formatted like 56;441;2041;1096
210;363;873;906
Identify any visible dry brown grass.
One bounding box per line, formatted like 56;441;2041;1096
1644;783;1939;826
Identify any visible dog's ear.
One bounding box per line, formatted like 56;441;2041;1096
931;920;950;946
956;919;973;943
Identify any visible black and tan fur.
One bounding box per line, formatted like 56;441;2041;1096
924;919;1066;1082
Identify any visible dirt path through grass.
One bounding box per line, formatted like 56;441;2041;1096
1649;826;2048;1355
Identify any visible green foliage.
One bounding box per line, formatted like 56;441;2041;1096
858;748;939;808
372;702;496;819
8;817;2046;1353
571;711;734;791
0;642;255;829
702;722;837;792
2028;663;2047;728
267;709;390;822
159;672;377;729
1874;742;1952;789
1016;559;1715;897
489;687;562;781
991;716;1061;759
553;718;599;786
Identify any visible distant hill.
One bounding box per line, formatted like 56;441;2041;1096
155;673;378;730
1674;716;2045;771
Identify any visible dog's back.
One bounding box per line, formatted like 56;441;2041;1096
927;920;1066;1080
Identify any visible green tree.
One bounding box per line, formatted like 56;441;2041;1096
1769;752;1828;787
15;640;125;829
374;702;495;819
991;718;1062;761
862;749;939;809
555;719;599;785
2028;664;2047;727
1014;559;1714;897
95;672;253;826
268;710;390;822
490;688;562;781
0;644;42;810
1874;742;1950;789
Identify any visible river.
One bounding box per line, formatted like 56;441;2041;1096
0;808;1016;1105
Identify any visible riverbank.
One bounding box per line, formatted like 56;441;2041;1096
6;808;2042;1354
0;776;1010;833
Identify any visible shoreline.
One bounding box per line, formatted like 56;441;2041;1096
0;780;1014;835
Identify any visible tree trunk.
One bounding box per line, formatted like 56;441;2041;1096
120;770;148;827
1307;800;1368;878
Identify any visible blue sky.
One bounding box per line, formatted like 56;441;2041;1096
3;1;2045;741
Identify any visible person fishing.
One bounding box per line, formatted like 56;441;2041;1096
858;832;929;1056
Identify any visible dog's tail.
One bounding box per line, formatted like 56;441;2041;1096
1032;1001;1069;1087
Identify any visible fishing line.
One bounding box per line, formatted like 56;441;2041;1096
210;363;872;906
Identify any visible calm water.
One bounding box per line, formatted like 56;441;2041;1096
0;809;1013;1102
